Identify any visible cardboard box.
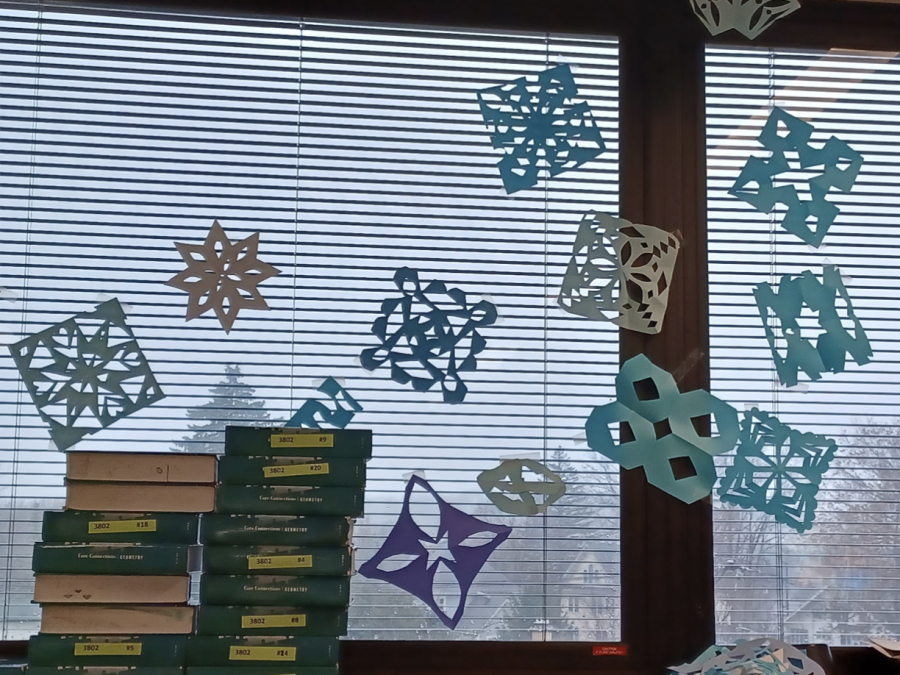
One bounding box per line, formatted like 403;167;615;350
67;453;216;484
217;457;365;487
66;484;215;514
41;605;195;635
225;427;371;459
32;544;189;575
214;486;363;517
27;635;188;666
199;515;351;547
34;575;190;604
198;575;350;607
195;606;347;637
43;512;199;544
185;636;339;667
202;547;353;576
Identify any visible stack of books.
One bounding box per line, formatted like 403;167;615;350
28;451;217;675
189;426;371;675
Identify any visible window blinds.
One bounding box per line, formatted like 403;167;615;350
0;2;621;641
708;46;900;645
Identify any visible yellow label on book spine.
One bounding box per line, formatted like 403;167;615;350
270;433;333;449
74;643;142;656
262;463;329;478
248;554;313;570
88;519;157;534
242;613;307;629
228;646;296;662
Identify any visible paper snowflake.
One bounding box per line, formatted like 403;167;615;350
689;0;801;40
730;107;863;247
585;354;739;504
166;220;281;333
718;408;836;533
477;459;566;516
754;265;872;387
477;63;607;194
358;475;512;629
672;638;826;675
286;377;362;429
558;212;680;334
9;299;165;450
359;268;498;404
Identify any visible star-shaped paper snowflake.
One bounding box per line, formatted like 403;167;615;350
9;299;165;450
359;268;498;404
718;408;837;533
477;63;607;194
166;220;281;333
358;475;511;629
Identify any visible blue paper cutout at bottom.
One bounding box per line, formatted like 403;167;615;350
718;408;837;533
287;377;362;429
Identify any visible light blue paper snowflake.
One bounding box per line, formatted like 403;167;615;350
286;376;362;429
718;408;837;533
359;268;498;404
477;63;607;194
754;265;872;388
9;299;165;450
729;107;864;247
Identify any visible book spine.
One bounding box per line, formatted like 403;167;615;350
40;605;196;635
32;544;189;575
28;668;185;675
185;637;339;667
214;486;364;517
217;457;365;487
224;427;372;459
27;635;188;666
186;668;338;675
199;515;351;547
194;606;348;636
43;512;200;544
202;547;353;576
198;576;350;607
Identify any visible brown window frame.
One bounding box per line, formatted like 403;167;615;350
3;0;900;673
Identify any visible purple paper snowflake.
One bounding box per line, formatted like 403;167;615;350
358;475;512;629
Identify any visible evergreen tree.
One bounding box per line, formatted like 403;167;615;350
171;365;270;453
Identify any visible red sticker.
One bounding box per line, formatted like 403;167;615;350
593;645;628;656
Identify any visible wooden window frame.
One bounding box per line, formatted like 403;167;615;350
2;0;899;673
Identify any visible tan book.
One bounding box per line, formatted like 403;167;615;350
40;604;195;634
66;482;215;513
67;452;217;484
34;575;190;604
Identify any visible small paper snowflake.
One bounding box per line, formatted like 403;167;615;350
166;220;281;333
358;475;512;629
9;299;165;450
359;268;497;404
718;408;837;532
477;63;607;194
286;377;362;429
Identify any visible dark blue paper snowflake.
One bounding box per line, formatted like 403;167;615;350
477;63;607;194
718;408;837;533
286;376;362;429
360;268;497;404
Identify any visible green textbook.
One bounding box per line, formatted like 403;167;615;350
42;512;199;544
185;637;339;667
199;515;351;547
195;606;348;636
32;544;189;575
224;427;371;459
217;456;365;487
199;576;350;607
202;547;353;576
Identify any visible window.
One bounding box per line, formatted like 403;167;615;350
0;2;621;641
708;45;900;645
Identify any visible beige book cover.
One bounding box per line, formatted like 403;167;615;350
41;604;195;634
67;452;217;484
34;575;190;604
66;482;215;513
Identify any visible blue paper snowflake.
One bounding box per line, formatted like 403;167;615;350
477;63;607;194
286;376;362;429
718;408;837;533
359;268;498;404
9;299;165;450
754;265;872;387
729;107;864;247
